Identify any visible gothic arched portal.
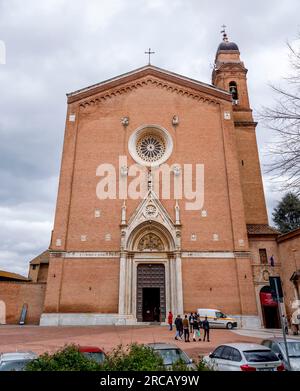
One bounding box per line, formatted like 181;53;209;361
118;221;183;322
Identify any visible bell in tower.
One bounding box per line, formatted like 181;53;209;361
229;81;238;103
212;27;250;111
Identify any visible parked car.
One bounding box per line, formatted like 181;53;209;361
203;343;284;371
197;308;238;329
78;346;106;364
261;337;300;371
147;343;195;369
0;352;37;371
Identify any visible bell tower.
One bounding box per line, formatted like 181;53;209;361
212;30;268;225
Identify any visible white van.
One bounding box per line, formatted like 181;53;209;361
197;309;237;329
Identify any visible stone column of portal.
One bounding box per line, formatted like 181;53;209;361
175;252;184;315
125;254;133;315
118;254;127;315
167;253;175;315
170;256;177;315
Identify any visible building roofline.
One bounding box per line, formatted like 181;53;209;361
29;250;49;265
277;227;300;243
0;270;29;281
66;65;231;102
246;224;280;237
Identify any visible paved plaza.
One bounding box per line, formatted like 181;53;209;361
0;325;265;360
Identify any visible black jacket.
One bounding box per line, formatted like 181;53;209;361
193;318;199;329
202;319;210;330
175;317;183;330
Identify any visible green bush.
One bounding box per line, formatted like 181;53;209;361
100;343;165;371
171;358;191;371
25;343;211;372
26;344;100;371
171;357;212;371
195;357;213;371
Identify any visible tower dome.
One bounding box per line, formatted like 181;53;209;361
217;27;239;53
217;40;239;52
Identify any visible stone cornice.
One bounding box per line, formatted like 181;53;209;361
234;121;258;128
77;77;230;110
66;66;232;107
214;62;248;74
49;250;252;259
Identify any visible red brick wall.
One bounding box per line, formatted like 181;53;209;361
0;282;46;324
44;258;119;313
50;77;248;254
45;68;266;316
278;234;300;317
182;257;257;315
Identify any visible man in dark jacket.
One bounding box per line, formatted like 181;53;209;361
174;315;183;340
202;316;210;342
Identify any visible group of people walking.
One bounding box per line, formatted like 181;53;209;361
168;311;210;342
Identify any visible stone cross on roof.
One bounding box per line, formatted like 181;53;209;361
145;48;155;65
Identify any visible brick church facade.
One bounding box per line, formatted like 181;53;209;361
1;36;299;327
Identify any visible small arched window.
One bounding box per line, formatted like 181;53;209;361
229;81;238;102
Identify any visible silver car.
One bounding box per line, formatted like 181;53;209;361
203;343;284;371
147;343;195;370
261;338;300;371
0;352;37;371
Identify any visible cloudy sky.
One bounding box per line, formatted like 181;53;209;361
0;0;299;275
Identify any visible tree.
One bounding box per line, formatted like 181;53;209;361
272;192;300;233
260;35;300;195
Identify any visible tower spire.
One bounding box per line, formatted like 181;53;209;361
220;24;228;42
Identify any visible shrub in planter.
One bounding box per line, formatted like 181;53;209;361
100;343;165;371
26;344;100;371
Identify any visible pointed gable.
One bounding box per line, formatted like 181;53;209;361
123;189;180;252
67;65;231;107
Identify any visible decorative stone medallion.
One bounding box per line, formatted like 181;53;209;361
144;204;158;218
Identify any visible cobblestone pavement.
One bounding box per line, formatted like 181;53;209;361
0;325;264;360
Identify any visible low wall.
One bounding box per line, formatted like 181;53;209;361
0;282;46;324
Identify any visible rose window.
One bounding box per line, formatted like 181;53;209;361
136;133;166;162
128;125;173;167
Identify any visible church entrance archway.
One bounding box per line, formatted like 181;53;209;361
137;263;165;322
260;286;280;328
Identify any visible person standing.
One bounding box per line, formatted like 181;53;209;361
189;313;194;333
168;311;173;331
192;314;201;341
174;315;183;340
282;315;289;335
291;308;300;335
183;314;190;342
202;316;210;342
